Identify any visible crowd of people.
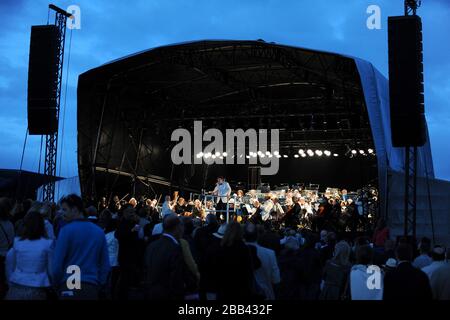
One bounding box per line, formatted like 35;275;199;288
0;181;449;300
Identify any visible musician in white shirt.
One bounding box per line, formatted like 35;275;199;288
212;176;231;222
161;195;175;218
261;195;284;222
298;197;312;215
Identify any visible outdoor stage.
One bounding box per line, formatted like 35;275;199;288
77;40;448;245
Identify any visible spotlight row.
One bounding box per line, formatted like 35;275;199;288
350;148;375;156
195;148;376;159
297;149;338;158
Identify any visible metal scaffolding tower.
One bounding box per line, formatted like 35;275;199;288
42;5;71;202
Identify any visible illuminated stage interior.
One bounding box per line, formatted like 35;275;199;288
77;40;378;200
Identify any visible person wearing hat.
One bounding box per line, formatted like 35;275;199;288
421;245;447;280
212;224;228;239
383;258;397;275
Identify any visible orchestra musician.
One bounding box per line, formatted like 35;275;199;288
247;200;263;224
175;197;188;216
341;189;349;201
233;190;245;217
146;198;160;223
98;197;107;212
261;195;284;222
161;195;176;217
246;189;258;202
129;197;138;208
283;196;301;228
192;199;205;219
212;176;231;222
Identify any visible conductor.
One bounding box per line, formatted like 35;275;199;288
212;176;231;222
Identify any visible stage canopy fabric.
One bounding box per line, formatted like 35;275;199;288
77;40;434;217
36;176;81;202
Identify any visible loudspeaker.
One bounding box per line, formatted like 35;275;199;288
247;166;261;190
27;25;60;135
388;15;426;147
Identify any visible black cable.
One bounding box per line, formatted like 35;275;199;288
37;135;45;199
15;128;29;199
37;135;43;174
422;150;435;243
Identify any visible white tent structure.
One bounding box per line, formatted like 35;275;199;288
37;176;81;202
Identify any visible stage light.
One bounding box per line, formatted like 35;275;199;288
294;154;300;158
251;153;257;158
215;152;221;157
212;155;217;159
359;150;365;155
223;152;228;157
307;149;314;157
197;152;204;159
246;155;250;159
299;149;305;154
283;155;288;158
204;152;212;159
265;151;271;156
219;156;224;160
333;153;339;157
315;150;323;156
260;154;265;158
351;150;357;155
257;151;263;156
368;149;374;154
301;153;307;158
276;155;282;158
324;150;331;157
274;151;280;156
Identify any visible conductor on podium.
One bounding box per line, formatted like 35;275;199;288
212;176;231;222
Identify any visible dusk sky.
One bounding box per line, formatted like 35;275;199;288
0;0;449;180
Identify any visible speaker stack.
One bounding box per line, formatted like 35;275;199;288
27;25;60;135
388;15;426;147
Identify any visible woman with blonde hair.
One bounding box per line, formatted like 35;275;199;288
320;240;352;300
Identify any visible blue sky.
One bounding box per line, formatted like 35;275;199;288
0;0;449;180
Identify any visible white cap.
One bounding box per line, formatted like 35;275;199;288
152;222;163;236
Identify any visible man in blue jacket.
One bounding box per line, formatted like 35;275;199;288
51;194;110;300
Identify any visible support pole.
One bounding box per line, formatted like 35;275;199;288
42;5;70;202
